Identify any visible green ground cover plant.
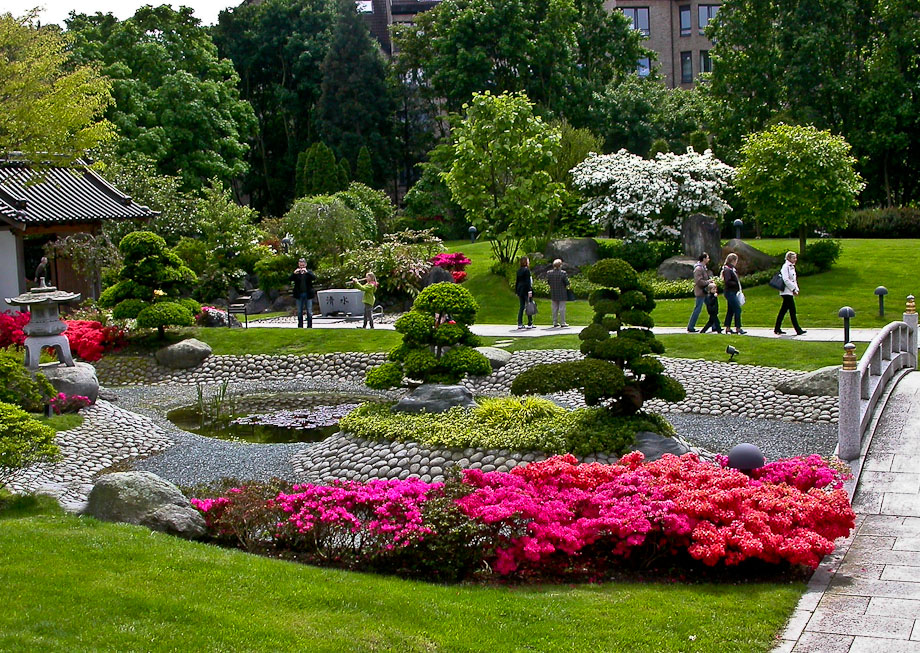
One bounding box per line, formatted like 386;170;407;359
0;501;803;652
340;397;672;456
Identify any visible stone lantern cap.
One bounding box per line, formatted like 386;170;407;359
5;279;81;306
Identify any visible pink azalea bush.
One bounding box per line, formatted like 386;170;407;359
191;453;855;581
0;310;29;348
48;392;92;414
431;252;471;283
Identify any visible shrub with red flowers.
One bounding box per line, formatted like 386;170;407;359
62;320;126;361
191;453;855;582
0;311;29;348
430;252;471;283
0;312;124;361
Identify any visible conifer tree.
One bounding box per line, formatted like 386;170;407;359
316;0;392;188
355;145;374;187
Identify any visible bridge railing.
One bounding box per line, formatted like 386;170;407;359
837;296;918;460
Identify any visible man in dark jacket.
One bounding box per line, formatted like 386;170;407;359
290;258;316;328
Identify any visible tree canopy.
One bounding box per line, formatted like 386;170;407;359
67;5;256;192
735;124;864;253
442;92;565;264
0;12;113;163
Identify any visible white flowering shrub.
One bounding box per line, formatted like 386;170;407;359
571;148;735;241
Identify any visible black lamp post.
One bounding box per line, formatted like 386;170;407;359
733;219;743;240
468;225;477;243
838;306;856;343
875;286;888;317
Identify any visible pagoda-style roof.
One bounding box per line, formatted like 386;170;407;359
0;157;158;229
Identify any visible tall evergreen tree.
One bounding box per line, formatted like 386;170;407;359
316;0;393;188
355;146;374;187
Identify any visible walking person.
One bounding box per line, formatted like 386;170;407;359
700;282;722;333
687;253;711;332
352;272;379;329
774;251;807;336
722;253;746;334
546;258;570;327
290;258;316;328
515;256;535;329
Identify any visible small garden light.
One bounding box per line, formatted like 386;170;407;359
468;225;478;243
875;286;888;317
726;345;740;362
732;218;743;240
727;443;765;473
838;306;856;344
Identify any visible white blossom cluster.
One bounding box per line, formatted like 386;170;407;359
571;148;736;241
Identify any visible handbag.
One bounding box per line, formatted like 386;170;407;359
737;290;746;306
525;298;538;316
566;288;576;302
768;272;785;291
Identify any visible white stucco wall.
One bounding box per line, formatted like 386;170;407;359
0;230;21;312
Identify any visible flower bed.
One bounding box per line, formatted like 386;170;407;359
192;453;854;582
0;311;124;361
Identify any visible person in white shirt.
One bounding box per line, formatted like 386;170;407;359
774;251;806;336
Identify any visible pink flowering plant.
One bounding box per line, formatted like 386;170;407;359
430;252;471;284
191;453;855;582
0;311;124;361
48;392;92;414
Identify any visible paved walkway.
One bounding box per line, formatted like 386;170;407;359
249;315;880;342
776;371;920;652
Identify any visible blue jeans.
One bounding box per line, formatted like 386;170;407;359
724;291;742;331
296;294;313;328
687;295;705;330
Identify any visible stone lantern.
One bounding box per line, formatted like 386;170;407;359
5;278;81;370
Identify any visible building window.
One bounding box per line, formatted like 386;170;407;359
700;50;712;73
356;0;373;11
680;51;693;83
637;57;651;78
679;6;691;36
622;7;650;37
698;5;719;34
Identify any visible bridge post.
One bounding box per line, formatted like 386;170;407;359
904;295;918;369
838;343;861;461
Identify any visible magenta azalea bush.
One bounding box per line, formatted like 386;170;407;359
431;252;471;283
191;453;855;582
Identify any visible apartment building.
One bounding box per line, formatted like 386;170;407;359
362;0;719;88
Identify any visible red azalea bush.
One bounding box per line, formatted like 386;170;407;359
191;453;855;581
0;310;29;348
0;311;124;361
48;392;92;414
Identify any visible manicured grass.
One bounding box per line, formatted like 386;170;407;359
445;238;920;329
33;412;84;432
0;504;803;652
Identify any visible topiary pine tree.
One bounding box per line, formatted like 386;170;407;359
98;231;198;337
511;258;685;415
355;145;374;187
366;282;491;388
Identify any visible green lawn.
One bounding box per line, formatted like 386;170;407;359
0;499;802;653
446;238;920;329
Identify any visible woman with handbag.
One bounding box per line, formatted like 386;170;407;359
546;258;570;327
774;251;807;336
721;253;746;335
515;256;535;329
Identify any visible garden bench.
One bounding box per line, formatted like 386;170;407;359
227;295;251;328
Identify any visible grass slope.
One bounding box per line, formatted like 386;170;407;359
445;238;919;329
0;503;801;653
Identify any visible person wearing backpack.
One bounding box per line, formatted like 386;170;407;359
774;251;806;336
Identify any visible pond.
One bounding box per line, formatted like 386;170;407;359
167;392;379;444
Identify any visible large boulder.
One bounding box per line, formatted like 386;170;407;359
155;338;212;369
39;361;99;403
271;294;296;313
681;214;722;266
721;239;780;276
84;471;206;539
196;308;240;328
421;266;455;288
775;365;839;396
633;431;691;462
657;256;698;280
391;384;477;414
544;238;599;268
475;346;512;370
245;289;273;314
